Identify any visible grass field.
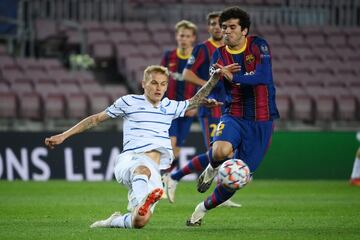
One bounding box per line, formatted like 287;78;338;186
1;180;359;240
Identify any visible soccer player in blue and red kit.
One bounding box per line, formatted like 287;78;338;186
161;20;198;174
186;6;280;226
163;12;240;207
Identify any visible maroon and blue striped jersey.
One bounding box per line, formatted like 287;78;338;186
210;36;279;121
161;48;197;101
185;39;225;118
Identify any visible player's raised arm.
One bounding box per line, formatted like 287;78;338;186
187;63;240;110
44;111;110;149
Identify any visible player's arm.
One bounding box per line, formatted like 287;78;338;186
231;56;271;85
187;63;239;109
44;111;110;149
183;68;207;86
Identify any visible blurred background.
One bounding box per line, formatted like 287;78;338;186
0;0;359;180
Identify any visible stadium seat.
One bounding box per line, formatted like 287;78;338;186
43;93;66;119
103;85;128;102
65;93;88;119
291;94;314;122
87;93;111;114
0;82;10;92
336;95;357;121
1;69;26;82
0;92;17;118
92;42;114;60
108;31;132;45
276;94;292;120
314;95;336;121
34;80;59;96
10;79;34;94
18;92;42;120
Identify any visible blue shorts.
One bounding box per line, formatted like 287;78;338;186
198;116;220;149
169;117;194;147
213;114;274;172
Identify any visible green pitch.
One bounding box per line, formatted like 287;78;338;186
0;180;359;240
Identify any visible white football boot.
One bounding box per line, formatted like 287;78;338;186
163;173;178;203
186;202;207;226
136;188;163;216
197;165;218;193
90;212;122;228
219;199;242;208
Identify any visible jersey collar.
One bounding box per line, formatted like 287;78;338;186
176;48;192;60
225;38;247;54
208;38;222;48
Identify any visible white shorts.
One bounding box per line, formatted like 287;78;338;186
113;152;163;212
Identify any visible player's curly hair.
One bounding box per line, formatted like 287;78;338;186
220;6;251;35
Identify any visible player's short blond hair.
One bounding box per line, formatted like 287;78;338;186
143;65;170;82
175;20;197;35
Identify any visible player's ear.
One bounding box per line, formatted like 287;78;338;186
141;79;145;89
242;28;248;36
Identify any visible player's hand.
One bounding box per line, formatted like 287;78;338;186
200;98;223;108
214;63;241;82
44;134;66;149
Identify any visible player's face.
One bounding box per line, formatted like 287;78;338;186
222;18;247;48
143;72;168;105
176;27;196;50
208;17;222;41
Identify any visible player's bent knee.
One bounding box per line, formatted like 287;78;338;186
133;165;151;178
212;142;233;161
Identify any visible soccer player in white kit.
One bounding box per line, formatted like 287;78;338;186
44;65;236;229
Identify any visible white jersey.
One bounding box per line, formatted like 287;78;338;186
105;94;189;169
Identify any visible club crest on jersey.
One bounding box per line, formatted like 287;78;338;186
245;54;255;64
260;44;269;54
187;55;195;65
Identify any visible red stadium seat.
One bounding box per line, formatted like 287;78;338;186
43;93;66;119
0;92;17;118
65;93;88;119
18;92;42;120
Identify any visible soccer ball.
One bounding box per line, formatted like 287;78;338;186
218;159;251;190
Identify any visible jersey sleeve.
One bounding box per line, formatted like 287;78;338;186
232;39;272;85
171;99;189;119
105;96;130;118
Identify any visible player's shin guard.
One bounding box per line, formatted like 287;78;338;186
204;184;236;210
171;152;210;181
132;174;149;204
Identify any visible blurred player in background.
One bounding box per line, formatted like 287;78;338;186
160;20;198;175
44;65;228;229
186;6;279;226
350;131;360;186
163;12;240;207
